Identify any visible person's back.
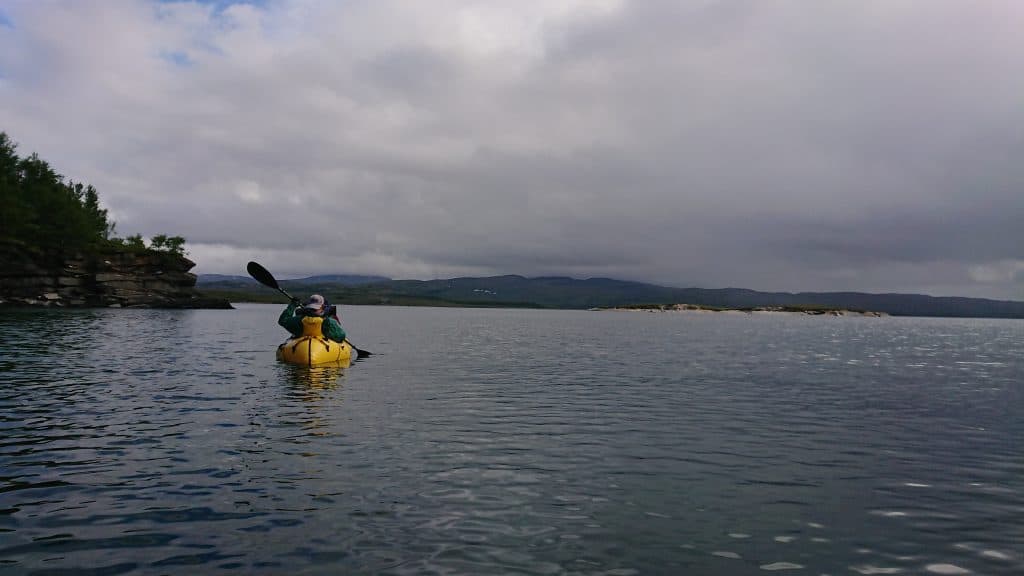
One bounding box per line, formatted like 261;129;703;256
279;294;347;342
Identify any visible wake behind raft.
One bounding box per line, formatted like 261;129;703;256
277;314;354;366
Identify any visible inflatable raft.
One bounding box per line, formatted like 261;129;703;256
276;316;353;366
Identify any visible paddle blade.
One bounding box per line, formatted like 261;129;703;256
246;261;279;290
355;347;372;359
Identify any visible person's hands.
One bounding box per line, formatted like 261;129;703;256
325;304;337;317
290;297;301;306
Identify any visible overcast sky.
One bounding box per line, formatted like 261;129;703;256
2;0;1022;299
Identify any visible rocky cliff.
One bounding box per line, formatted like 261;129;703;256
0;245;232;309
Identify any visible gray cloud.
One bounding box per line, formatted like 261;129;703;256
1;0;1022;299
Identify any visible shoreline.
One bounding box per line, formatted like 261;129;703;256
599;304;889;317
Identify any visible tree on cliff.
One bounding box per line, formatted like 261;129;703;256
0;132;184;258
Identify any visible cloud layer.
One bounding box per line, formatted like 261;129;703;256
2;0;1022;298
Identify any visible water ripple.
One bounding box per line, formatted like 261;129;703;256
0;307;1021;574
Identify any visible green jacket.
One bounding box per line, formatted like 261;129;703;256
278;302;347;342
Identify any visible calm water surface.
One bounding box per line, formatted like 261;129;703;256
1;305;1022;575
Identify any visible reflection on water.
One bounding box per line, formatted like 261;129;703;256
281;364;347;395
277;364;347;436
0;306;1022;575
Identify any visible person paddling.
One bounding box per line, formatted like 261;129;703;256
278;294;347;343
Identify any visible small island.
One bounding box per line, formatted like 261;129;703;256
0;132;230;309
600;303;888;316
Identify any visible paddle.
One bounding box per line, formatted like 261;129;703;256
246;261;372;358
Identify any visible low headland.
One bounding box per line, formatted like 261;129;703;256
0;240;231;309
599;303;888;316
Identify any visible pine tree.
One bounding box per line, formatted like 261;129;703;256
0;131;187;257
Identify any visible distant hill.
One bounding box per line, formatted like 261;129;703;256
372;276;1024;317
196;274;258;286
291;274;391;285
197;273;1024;318
198;273;389;287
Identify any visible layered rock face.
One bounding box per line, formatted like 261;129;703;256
0;247;231;309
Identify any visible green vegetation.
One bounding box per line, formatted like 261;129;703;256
149;234;187;256
0;132;186;258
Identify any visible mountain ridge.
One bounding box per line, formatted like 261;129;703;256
197;273;389;286
196;273;1024;318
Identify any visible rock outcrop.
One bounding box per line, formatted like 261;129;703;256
0;244;232;309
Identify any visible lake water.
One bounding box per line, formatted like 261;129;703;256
1;304;1022;575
